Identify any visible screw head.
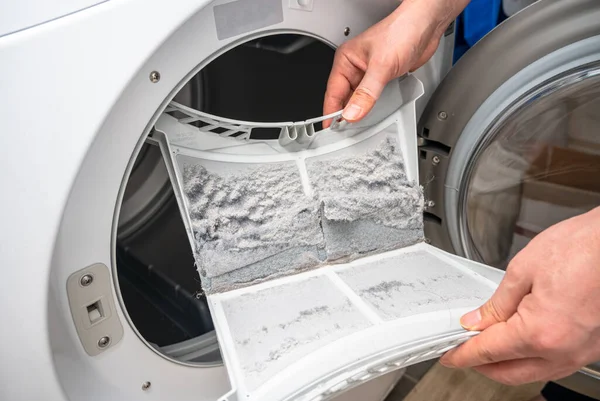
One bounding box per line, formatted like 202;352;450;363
149;71;161;83
427;200;436;208
432;155;440;165
80;274;93;287
344;27;351;36
437;111;448;120
142;381;151;391
97;336;111;348
424;238;431;244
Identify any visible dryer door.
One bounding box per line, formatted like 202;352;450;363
419;0;600;397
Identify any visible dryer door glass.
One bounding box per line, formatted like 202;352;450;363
463;64;600;269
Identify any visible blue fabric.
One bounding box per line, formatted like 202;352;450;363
453;14;470;63
453;0;504;63
463;0;502;46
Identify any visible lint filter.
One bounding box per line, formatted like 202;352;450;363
152;74;504;401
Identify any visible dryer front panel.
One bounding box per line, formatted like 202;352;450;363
29;1;454;401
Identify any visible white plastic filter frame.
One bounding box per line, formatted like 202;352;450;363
166;100;346;144
154;75;425;267
154;75;503;401
208;243;500;401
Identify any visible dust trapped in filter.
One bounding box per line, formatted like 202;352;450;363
220;275;372;391
336;250;494;321
181;133;424;293
183;160;326;293
307;135;424;260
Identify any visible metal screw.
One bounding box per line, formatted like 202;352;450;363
427;200;436;208
97;336;111;348
344;27;351;36
80;274;93;287
437;111;448;120
142;382;151;391
432;155;440;165
149;71;161;83
424;238;431;244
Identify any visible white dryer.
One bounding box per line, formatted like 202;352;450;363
0;0;599;400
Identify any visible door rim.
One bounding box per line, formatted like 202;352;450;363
450;39;600;261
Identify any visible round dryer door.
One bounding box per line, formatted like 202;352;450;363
419;0;600;397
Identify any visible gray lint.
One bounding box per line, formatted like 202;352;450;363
337;250;494;320
182;161;324;293
180;134;424;293
307;135;424;261
220;275;371;391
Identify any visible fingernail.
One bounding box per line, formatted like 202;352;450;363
342;104;362;121
460;309;482;330
439;354;455;368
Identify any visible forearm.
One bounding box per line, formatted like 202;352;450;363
390;0;471;36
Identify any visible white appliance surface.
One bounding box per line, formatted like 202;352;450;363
0;1;456;400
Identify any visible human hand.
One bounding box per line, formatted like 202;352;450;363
440;207;600;385
323;0;469;127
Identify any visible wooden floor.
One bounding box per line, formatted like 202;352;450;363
390;363;545;401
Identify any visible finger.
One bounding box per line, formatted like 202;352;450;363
473;358;553;386
323;74;352;128
342;64;391;123
460;265;533;331
440;316;530;368
323;53;363;128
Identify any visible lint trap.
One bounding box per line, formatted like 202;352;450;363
151;74;504;401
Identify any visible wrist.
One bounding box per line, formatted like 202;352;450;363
393;0;469;34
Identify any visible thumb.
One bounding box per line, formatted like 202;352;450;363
342;66;390;123
461;267;533;331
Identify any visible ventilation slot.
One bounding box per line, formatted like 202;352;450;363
423;211;442;225
419;138;451;156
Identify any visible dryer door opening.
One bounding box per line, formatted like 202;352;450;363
114;30;433;401
115;34;335;365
